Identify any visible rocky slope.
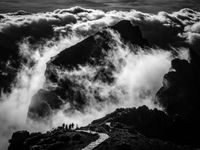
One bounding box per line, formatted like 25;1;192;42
8;125;99;150
89;105;197;149
154;41;200;147
7;19;200;150
8;106;195;150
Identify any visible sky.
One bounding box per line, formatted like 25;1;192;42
0;0;200;13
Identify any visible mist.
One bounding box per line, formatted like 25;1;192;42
0;34;82;149
48;30;189;128
0;6;197;150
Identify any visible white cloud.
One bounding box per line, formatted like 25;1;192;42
0;6;199;150
0;7;200;47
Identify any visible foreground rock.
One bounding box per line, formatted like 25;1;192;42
9;106;194;150
89;105;198;148
95;129;192;150
156;48;200;147
8;125;99;150
28;20;149;120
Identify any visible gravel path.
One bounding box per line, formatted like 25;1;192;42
78;130;109;150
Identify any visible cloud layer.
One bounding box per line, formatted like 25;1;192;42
1;6;200;48
1;6;200;150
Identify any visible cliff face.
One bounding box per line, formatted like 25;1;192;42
155;44;200;147
155;59;200;147
28;20;148;120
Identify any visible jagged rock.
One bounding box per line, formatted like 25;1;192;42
155;49;200;147
28;20;148;120
156;45;200;117
156;58;199;116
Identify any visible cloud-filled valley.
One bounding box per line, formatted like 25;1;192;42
1;5;200;150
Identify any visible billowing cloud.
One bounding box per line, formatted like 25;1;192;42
0;6;200;150
1;6;200;47
0;10;77;41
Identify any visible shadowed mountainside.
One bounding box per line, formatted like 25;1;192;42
28;20;149;120
8;125;99;150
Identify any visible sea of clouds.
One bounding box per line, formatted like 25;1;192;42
0;6;200;149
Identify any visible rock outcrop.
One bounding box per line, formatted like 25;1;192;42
28;20;148;120
155;48;200;147
90;105;198;147
8;125;98;150
48;20;148;70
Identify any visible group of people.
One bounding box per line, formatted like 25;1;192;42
62;123;78;131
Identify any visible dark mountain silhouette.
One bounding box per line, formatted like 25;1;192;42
8;124;99;150
28;20;148;120
155;50;200;147
9;106;195;150
89;106;194;150
89;105;198;148
48;20;148;70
